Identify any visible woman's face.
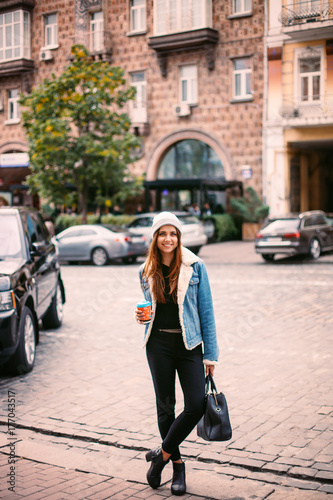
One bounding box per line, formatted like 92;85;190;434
156;225;179;257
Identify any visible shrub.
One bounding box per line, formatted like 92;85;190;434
55;214;82;233
55;213;135;233
203;214;238;242
230;187;269;223
100;214;135;226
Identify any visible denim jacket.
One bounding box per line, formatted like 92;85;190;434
138;246;219;365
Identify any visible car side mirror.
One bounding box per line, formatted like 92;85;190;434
30;241;45;257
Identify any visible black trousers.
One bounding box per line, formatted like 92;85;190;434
146;329;206;461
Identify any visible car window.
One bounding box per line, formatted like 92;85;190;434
262;219;300;232
31;212;48;242
130;217;153;228
312;215;326;225
178;216;199;225
26;214;38;243
0;214;22;258
80;228;97;236
35;213;51;241
58;229;82;239
303;217;318;227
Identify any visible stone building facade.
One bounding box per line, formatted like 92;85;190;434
0;0;265;212
264;0;333;216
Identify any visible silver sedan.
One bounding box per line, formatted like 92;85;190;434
54;225;146;266
126;212;208;254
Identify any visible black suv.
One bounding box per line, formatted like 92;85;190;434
255;210;333;261
0;207;65;373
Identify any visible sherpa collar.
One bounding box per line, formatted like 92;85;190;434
180;246;200;266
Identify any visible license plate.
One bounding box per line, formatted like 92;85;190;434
265;237;282;242
131;237;143;243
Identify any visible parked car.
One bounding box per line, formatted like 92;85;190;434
126;212;208;254
0;207;65;373
255;210;333;262
55;224;146;265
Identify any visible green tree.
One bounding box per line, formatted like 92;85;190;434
19;45;141;219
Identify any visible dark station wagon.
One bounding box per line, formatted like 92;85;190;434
0;207;65;373
255;210;333;262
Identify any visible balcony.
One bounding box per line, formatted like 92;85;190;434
280;1;333;29
279;94;333;126
0;58;34;77
148;28;219;76
0;0;35;10
69;31;112;61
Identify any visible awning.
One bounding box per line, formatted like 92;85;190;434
144;178;242;191
0;153;29;168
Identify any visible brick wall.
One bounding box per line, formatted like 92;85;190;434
0;0;265;200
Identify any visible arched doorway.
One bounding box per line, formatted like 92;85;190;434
144;132;241;212
158;139;225;180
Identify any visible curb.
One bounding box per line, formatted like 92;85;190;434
1;421;331;488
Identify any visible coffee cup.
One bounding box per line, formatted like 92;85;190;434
137;300;152;323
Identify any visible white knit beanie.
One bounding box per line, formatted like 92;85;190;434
152;212;182;236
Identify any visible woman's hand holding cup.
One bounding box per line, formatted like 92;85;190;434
136;300;152;324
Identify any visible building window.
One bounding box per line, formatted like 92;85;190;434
180;65;198;104
233;58;252;99
130;0;146;32
299;57;321;103
233;0;252;15
0;10;31;62
7;89;20;123
158;139;225;180
90;11;104;51
130;72;147;122
44;13;57;48
155;0;212;35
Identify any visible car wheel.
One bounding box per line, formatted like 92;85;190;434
262;254;275;262
42;281;63;329
309;238;321;260
122;256;137;264
10;307;36;374
91;247;108;266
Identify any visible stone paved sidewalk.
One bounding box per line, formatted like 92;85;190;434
1;435;333;499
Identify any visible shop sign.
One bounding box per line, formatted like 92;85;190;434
0;153;29;168
241;166;252;179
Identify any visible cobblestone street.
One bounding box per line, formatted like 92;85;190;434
0;242;332;499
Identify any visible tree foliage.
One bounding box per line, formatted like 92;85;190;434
230;187;269;223
19;45;141;217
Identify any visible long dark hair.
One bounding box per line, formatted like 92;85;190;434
142;228;182;303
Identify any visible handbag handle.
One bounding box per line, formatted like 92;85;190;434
205;373;219;405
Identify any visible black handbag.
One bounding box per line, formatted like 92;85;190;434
197;373;232;442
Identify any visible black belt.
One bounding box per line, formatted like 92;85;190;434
157;328;182;333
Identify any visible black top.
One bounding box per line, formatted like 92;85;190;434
152;264;181;330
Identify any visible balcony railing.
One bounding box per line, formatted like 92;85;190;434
280;1;333;26
279;94;333;119
69;31;112;59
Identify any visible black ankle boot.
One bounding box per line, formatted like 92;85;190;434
145;447;169;489
171;461;186;496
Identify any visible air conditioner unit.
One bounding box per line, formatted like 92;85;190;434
173;103;191;117
39;50;53;61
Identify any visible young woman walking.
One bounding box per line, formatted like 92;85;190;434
136;211;219;496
